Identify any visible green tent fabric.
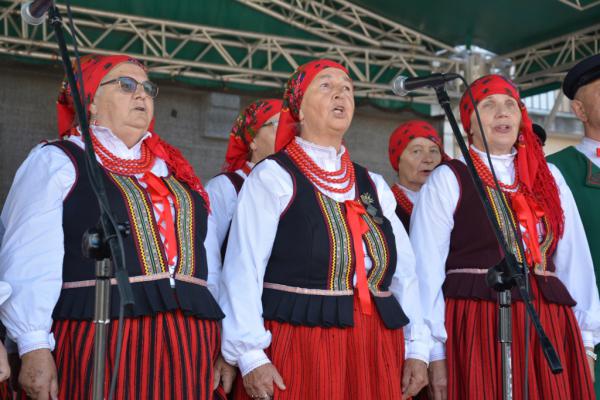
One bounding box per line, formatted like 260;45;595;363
4;0;600;107
354;0;600;53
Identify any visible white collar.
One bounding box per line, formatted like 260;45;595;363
396;183;420;204
295;136;345;161
470;144;517;161
574;137;600;162
464;144;517;187
74;125;152;160
580;137;600;151
93;125;152;160
397;183;420;197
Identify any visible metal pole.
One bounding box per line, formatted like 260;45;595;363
92;259;112;400
499;290;513;400
543;90;564;131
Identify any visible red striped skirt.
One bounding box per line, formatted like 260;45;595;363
14;310;223;400
446;278;595;400
232;294;405;400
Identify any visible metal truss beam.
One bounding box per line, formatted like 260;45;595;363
5;0;596;101
0;0;464;103
493;22;600;91
557;0;600;11
235;0;457;55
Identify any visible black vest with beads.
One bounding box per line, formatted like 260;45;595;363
49;140;224;321
261;152;409;329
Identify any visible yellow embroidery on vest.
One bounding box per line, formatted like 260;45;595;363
317;192;353;291
111;174;166;275
164;176;196;276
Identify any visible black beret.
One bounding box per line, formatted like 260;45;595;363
532;123;547;146
563;54;600;100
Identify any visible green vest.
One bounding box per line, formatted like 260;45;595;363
547;145;600;392
547;146;600;280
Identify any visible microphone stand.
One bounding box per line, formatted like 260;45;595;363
433;84;562;400
47;5;135;400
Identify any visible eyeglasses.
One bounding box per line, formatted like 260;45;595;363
99;76;159;98
262;120;279;128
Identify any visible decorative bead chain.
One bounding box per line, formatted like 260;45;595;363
470;148;519;192
391;184;413;215
91;133;155;175
286;140;355;194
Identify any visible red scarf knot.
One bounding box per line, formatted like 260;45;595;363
344;199;372;315
140;172;178;266
510;192;545;267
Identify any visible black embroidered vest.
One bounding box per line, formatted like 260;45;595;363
49;140;224;320
261;152;409;329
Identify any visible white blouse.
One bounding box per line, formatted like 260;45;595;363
205;162;252;249
0;282;11;307
409;145;600;362
220;136;431;377
395;183;420;205
0;126;222;356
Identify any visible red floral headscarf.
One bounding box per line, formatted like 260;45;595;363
56;54;210;211
459;74;564;248
388;120;448;171
275;59;350;152
222;99;282;173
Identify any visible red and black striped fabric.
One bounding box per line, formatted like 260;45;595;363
14;310;224;400
0;381;10;399
232;294;406;399
446;277;595;400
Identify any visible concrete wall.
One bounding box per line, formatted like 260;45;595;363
544;134;583;156
527;113;584;156
0;61;441;206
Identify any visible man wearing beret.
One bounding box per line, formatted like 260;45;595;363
547;53;600;394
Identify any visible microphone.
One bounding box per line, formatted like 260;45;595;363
391;73;460;96
21;0;53;26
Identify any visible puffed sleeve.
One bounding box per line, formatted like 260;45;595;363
219;160;293;376
0;144;76;356
409;165;460;361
